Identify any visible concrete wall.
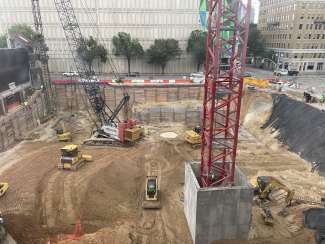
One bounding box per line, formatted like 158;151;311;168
0;91;50;152
184;162;253;244
134;105;201;126
54;84;203;113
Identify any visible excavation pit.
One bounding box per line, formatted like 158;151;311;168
184;161;253;244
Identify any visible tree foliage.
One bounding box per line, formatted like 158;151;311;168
8;24;37;40
187;30;207;71
77;36;108;73
0;35;7;48
0;24;39;48
146;39;182;74
248;24;267;58
112;32;144;75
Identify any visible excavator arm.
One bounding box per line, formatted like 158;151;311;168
256;176;295;206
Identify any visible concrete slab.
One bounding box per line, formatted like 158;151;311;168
184;161;253;244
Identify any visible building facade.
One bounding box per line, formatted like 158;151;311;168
258;0;325;73
0;0;200;75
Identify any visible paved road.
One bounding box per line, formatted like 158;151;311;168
51;68;325;93
247;67;325;92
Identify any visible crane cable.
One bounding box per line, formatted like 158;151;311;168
79;0;130;117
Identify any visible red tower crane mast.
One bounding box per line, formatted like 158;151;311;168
200;0;251;187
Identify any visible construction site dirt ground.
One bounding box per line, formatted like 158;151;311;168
0;90;323;243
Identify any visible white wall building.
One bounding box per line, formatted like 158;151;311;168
0;0;200;75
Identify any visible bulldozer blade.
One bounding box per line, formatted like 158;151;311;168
142;191;161;209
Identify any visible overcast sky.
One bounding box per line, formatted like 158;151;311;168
243;0;260;23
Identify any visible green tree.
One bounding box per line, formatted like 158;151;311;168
77;36;108;73
112;32;144;76
8;24;37;40
248;24;267;58
0;24;39;48
146;39;182;74
0;35;7;48
187;30;207;72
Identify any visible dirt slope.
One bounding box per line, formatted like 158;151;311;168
0;91;324;243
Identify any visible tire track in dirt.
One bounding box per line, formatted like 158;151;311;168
131;140;194;243
132;142;168;243
41;170;63;228
41;151;132;232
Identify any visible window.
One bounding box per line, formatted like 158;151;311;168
317;63;324;71
299;24;303;29
307;63;315;70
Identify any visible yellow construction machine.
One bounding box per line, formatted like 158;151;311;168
184;126;201;148
56;129;72;142
0;183;9;197
142;176;161;209
58;144;92;171
251;176;295;225
54;119;72;142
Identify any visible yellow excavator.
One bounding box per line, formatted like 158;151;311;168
184;126;201;148
251;176;295;225
58;144;92;171
142;176;161;209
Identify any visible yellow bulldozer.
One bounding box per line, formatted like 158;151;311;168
54;119;72;142
251;176;295;225
184;126;201;148
58;144;92;171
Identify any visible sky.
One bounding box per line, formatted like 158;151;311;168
243;0;260;23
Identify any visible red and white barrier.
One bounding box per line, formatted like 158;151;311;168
52;79;193;85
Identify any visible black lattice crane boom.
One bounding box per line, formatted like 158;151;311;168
53;0;143;145
30;0;55;114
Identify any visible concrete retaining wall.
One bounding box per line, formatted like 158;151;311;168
54;84;204;113
0;91;49;152
134;105;201;126
184;162;253;244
